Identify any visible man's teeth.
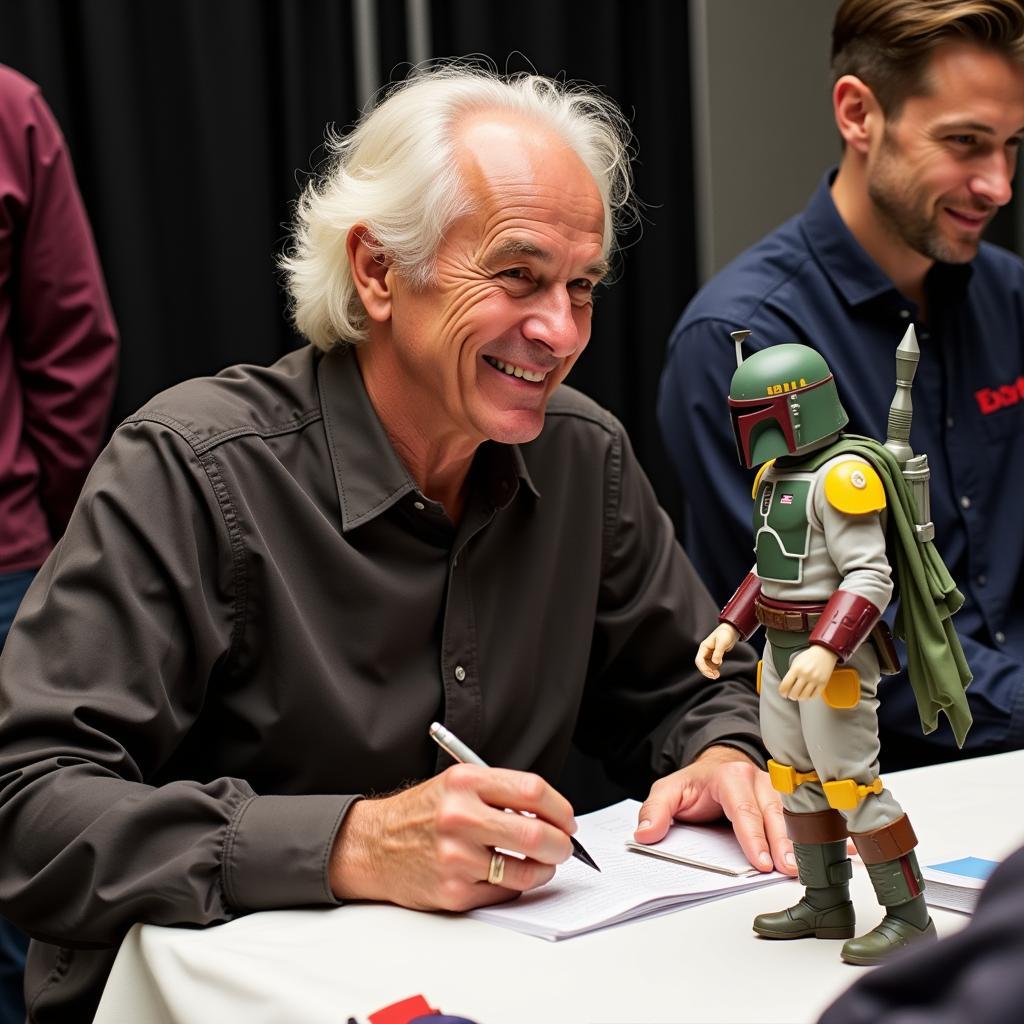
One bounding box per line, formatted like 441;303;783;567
486;357;545;383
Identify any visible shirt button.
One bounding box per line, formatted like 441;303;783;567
899;309;910;319
976;574;987;586
946;416;954;429
454;665;466;682
960;495;971;510
995;631;1007;644
413;500;425;511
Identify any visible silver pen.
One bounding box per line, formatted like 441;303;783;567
429;721;600;871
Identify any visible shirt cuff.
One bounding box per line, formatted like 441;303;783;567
222;793;360;912
678;721;767;771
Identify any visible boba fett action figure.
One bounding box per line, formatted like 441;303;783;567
696;326;972;965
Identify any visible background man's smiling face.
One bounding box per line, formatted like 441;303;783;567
867;42;1024;265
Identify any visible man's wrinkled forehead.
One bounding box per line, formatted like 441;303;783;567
456;113;544;189
450;111;606;252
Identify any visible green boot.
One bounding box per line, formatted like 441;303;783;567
841;851;937;965
753;840;856;940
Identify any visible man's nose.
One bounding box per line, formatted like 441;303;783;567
970;150;1014;207
522;287;583;356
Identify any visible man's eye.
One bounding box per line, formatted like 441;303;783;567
569;279;594;293
500;267;527;280
949;135;977;146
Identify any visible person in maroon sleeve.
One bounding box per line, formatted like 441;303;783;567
0;63;118;1024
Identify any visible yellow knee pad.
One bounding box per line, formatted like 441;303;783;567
822;777;884;811
767;759;820;794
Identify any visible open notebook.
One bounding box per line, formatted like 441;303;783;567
468;799;785;940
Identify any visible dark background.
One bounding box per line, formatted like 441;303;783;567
1;0;1020;520
0;0;697;517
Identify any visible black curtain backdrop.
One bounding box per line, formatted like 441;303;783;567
0;0;695;515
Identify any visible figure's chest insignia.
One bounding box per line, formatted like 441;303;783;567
780;493;794;505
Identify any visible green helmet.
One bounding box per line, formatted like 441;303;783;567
728;343;848;468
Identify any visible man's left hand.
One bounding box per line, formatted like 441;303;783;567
631;746;796;875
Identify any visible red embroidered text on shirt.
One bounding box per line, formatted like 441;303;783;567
975;377;1024;414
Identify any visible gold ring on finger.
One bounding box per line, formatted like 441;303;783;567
487;850;506;885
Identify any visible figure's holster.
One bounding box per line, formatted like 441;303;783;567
869;620;900;676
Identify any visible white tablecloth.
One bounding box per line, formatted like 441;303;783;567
94;751;1024;1024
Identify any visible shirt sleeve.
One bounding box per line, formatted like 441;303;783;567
818;844;1024;1024
657;316;759;607
574;419;765;791
11;84;119;538
0;421;349;947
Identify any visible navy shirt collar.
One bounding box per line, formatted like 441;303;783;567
801;169;972;310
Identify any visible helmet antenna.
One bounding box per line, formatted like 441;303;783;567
730;329;751;368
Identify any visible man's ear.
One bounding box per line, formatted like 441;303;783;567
833;74;882;155
347;226;392;323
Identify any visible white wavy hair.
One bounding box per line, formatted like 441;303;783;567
280;62;636;351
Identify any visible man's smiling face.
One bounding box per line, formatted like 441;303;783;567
384;112;608;447
866;41;1024;265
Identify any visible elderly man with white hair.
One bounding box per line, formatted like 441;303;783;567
0;65;787;1022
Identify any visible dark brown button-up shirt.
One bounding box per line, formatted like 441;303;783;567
0;344;759;1021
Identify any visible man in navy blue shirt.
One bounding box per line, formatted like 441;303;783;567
660;0;1024;769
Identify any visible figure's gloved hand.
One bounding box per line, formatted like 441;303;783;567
695;623;741;679
779;645;839;700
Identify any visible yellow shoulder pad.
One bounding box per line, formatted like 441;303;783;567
824;460;885;514
751;458;776;498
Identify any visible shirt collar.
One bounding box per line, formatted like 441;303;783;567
801;169;972;308
317;345;539;532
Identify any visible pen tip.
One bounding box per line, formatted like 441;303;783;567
572;843;600;871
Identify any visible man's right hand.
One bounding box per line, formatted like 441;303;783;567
328;764;577;911
695;622;741;679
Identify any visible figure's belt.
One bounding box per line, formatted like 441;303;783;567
754;595;827;632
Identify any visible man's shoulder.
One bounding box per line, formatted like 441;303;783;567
125;347;321;453
678;212;813;333
542;385;623;438
0;65;54;156
974;241;1024;281
0;65;39;106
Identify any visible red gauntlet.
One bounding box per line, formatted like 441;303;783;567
808;590;881;662
719;572;763;641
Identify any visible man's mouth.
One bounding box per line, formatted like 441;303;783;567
482;355;547;383
945;207;992;230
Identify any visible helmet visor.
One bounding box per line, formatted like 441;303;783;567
728;394;797;468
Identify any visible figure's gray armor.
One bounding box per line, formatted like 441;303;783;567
755;453;902;834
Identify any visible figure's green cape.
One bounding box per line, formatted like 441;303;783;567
800;435;973;746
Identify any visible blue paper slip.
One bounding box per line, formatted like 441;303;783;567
927;857;999;881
